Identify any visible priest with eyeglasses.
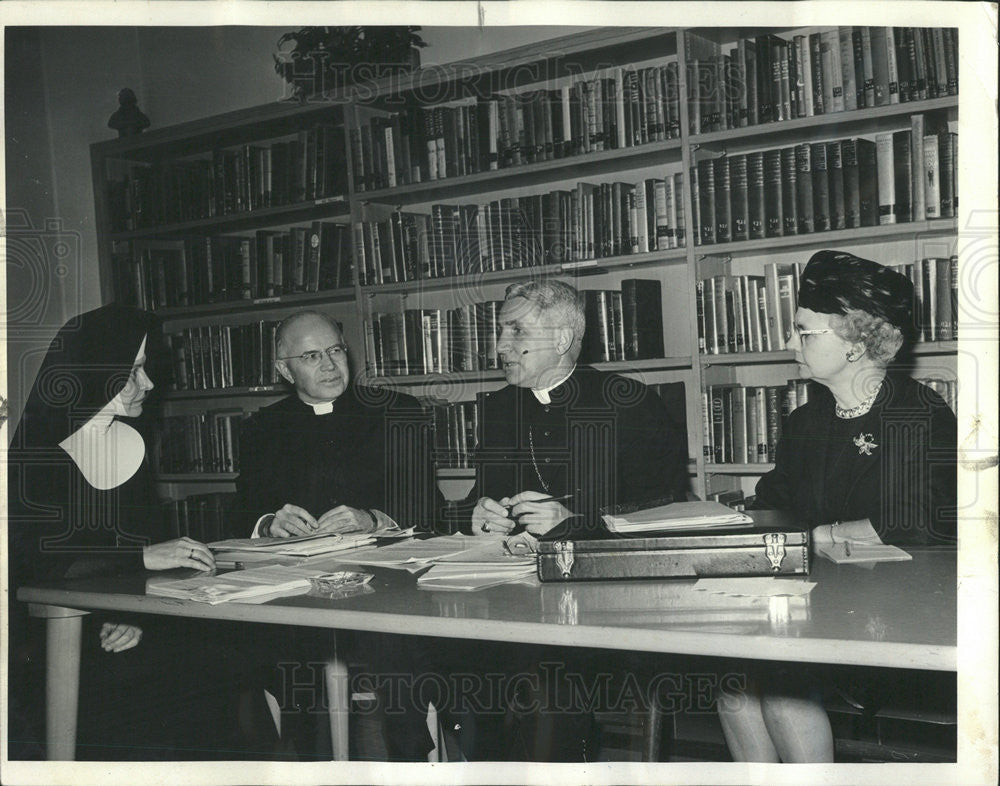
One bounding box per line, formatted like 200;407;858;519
232;309;437;540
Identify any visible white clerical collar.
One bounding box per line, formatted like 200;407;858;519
531;365;576;404
308;400;336;415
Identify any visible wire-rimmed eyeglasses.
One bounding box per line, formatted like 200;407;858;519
277;344;347;365
786;325;835;343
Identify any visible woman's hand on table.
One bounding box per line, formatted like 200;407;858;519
99;622;142;653
143;537;215;571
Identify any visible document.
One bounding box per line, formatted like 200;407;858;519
602;500;753;534
208;531;376;557
814;540;912;565
146;565;330;604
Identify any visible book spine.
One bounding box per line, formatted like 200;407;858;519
839;27;858;111
795;142;815;234
856;138;879;226
811;142;830;231
938;131;956;218
892;129;913;223
935;257;952;341
827;140;846;230
714;157;732;243
875;132;897;224
730;154;749;241
910;113;927;220
870;27;890;106
747;151;766;240
885;26;900;104
763;149;783;238
780;146;798;236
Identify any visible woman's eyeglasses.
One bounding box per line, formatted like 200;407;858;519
277;344;347;365
786;325;835;343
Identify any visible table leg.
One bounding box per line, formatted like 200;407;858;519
324;638;350;761
44;611;84;760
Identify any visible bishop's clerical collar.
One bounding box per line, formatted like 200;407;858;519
309;400;335;415
531;365;576;405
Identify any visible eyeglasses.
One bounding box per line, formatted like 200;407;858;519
277;344;347;365
786;325;835;343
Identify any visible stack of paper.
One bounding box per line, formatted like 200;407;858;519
416;540;537;591
208;531;377;559
814;540;912;565
147;565;329;604
343;535;484;571
603;501;752;534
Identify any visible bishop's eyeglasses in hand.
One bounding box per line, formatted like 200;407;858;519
277;344;347;365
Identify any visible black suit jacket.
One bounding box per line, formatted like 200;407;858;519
232;385;438;535
753;374;957;545
466;365;689;536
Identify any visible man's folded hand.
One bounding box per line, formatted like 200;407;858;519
266;504;318;537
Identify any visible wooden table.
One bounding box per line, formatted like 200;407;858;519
17;544;956;760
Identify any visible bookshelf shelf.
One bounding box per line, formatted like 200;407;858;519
154;286;357;324
109;197;350;242
361;356;694;389
92;99;348;162
911;341;959;356
695;218;957;258
361;247;689;297
162;385;286;401
155;473;239;483
693;95;958;152
699;341;958;367
359;138;684;207
705;463;775;475
701;350;795;366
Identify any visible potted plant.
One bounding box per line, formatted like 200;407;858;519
274;26;427;99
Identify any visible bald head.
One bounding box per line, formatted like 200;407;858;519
274;311;350;404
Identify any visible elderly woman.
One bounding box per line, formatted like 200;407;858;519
717;250;957;762
7;304;248;759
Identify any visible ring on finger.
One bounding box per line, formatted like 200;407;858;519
482;523;490;533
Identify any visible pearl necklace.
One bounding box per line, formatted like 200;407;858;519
835;379;884;419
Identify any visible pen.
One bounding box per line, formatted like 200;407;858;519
507;493;575;533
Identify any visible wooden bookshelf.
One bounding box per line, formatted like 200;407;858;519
109;197;349;242
90;25;958;504
704;463;776;475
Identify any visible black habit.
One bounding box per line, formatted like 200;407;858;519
468;364;690;535
231;384;439;536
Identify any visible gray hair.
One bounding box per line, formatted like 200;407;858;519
831;310;904;367
505;278;586;341
275;310;343;355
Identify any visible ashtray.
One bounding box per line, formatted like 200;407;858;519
308;571;374;599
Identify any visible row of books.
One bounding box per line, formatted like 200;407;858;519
702;375;956;467
697;255;959;356
580;281;664;363
354;174;685;285
153;411;245;474
365;279;665;376
685;27;958;135
108;124;347;232
366;304;500;376
163;492;234;544
165;321;281;391
351;67;682;191
434;402;479;469
702;380;811;465
697;260;799;354
113;221;355;310
691;119;957;246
